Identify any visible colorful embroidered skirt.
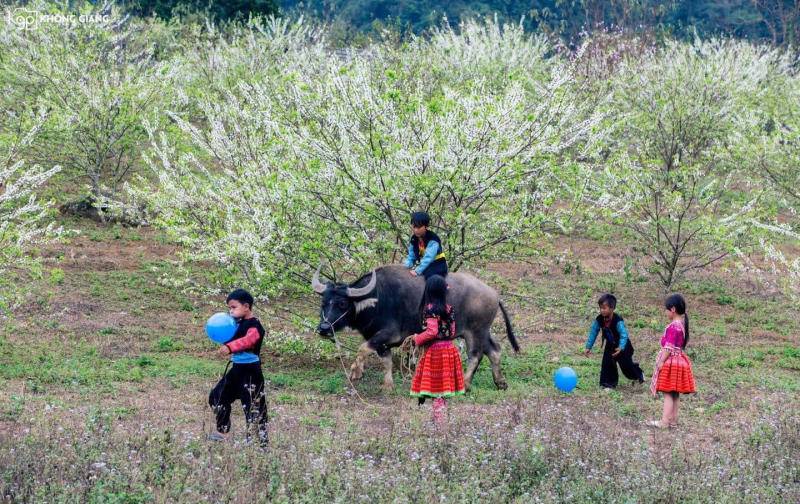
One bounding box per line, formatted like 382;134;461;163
655;351;696;394
411;340;465;398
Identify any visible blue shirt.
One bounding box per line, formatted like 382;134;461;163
229;319;262;364
404;240;440;275
585;318;629;351
231;351;259;364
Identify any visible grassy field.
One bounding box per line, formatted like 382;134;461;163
1;218;798;503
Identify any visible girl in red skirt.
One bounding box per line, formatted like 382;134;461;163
407;275;465;425
649;293;696;429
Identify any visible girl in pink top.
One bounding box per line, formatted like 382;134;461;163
405;275;465;426
648;293;696;429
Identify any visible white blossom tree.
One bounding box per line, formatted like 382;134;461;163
587;39;786;290
739;64;800;301
0;110;61;310
136;18;606;295
131;16;333;295
0;1;177;216
285;40;602;273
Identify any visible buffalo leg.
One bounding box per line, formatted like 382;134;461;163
378;350;394;391
486;335;508;390
373;332;404;391
349;331;402;387
349;341;373;382
462;332;484;391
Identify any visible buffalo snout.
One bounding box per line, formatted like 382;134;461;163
317;322;333;337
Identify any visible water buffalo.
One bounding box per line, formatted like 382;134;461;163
312;264;520;391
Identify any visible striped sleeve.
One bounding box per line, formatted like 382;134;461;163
226;327;260;353
414;317;440;346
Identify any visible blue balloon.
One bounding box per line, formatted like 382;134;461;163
553;366;578;393
206;312;237;344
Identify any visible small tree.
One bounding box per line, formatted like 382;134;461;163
0;1;176;215
741;62;800;301
753;65;800;208
590;39;782;290
738;232;800;303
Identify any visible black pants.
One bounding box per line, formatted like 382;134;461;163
208;362;268;442
600;340;644;388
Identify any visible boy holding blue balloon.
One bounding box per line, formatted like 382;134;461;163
584;294;644;389
208;289;268;445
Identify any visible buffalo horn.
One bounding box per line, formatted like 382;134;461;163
346;269;377;298
311;264;327;294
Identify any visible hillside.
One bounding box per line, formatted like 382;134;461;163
0;218;797;501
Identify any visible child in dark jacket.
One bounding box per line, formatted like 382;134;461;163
584;294;644;389
208;289;268;445
404;211;448;279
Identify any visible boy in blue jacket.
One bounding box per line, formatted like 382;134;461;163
404;211;448;279
584;294;644;388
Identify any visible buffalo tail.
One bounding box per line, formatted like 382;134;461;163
498;301;520;353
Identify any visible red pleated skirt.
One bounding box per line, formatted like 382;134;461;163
411;340;465;398
656;351;696;394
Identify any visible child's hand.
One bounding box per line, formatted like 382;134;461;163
217;345;231;358
409;270;418;276
612;348;622;358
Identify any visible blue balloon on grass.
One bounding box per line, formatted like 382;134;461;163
206;313;237;344
553;366;578;393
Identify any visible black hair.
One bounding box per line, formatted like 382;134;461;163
664;293;689;348
411;211;430;227
421;275;453;338
226;288;254;309
598;293;617;309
